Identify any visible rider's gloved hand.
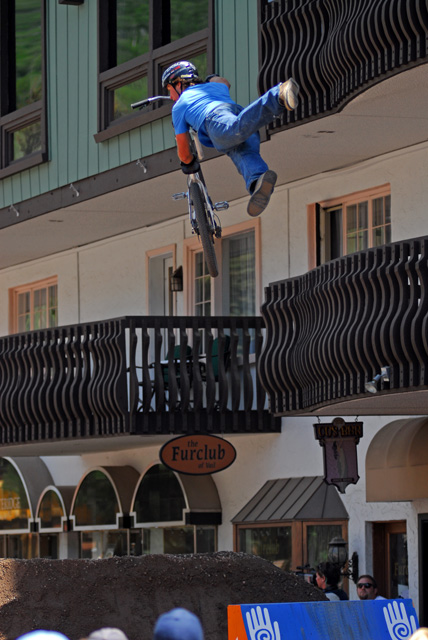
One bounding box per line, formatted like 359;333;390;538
180;156;200;175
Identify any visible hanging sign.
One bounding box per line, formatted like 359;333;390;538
314;417;363;494
160;434;236;475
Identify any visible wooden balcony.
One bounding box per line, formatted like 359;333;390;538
0;316;280;449
259;236;428;416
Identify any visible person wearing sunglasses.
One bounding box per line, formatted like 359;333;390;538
356;575;386;600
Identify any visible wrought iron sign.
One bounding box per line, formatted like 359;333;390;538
314;417;363;494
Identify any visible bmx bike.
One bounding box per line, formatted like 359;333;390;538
131;95;229;278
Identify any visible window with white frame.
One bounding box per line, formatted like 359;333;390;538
185;220;259;319
9;276;58;333
309;185;391;266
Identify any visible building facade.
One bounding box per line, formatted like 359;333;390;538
1;0;428;625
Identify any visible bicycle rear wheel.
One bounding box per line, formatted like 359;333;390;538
190;181;219;278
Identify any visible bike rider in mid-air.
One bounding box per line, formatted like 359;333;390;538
162;61;299;218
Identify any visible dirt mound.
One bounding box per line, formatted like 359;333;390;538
0;552;326;640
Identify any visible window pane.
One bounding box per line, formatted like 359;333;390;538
73;470;119;526
113;76;148;120
239;527;292;571
346;205;357;234
0;458;31;531
116;0;150;65
373;226;384;247
12;121;42;161
195;252;204;278
134;464;186;523
372;197;384;227
385;224;392;244
358;201;368;229
189;53;208;81
38;490;64;529
389;532;409;598
15;0;42;109
385;195;391;224
306;524;343;568
170;0;209;41
223;231;255;316
18;292;30;315
358;229;368;251
196;526;216;552
34;287;47;330
164;527;194;554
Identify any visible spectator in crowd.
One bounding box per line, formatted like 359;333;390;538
409;630;428;639
316;561;349;601
356;575;386;600
17;633;69;640
153;608;204;640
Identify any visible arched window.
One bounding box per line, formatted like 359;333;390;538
133;464;186;524
0;458;31;531
38;489;65;530
72;470;119;527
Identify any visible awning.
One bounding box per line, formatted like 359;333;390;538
367;417;428;501
232;476;348;523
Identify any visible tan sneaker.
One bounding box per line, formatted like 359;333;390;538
279;78;300;110
247;170;277;217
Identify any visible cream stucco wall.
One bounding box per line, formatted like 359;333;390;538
2;137;428;616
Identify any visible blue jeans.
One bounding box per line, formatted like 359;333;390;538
203;84;284;192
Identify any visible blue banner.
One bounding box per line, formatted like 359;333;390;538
228;600;419;640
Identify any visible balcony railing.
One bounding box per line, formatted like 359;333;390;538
258;0;428;131
0;316;280;446
259;236;428;415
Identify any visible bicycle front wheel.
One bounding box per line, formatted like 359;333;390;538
190;181;219;278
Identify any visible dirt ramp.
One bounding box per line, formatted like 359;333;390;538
0;552;326;640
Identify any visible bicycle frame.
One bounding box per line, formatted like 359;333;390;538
131;95;228;277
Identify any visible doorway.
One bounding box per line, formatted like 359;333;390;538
373;521;409;599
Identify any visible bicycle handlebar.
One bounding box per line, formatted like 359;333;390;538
131;96;173;110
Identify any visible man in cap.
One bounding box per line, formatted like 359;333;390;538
153;608;204;640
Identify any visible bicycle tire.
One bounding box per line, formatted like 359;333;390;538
190;181;219;278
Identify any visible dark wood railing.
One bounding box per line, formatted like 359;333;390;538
258;0;428;131
0;316;280;445
259;237;428;415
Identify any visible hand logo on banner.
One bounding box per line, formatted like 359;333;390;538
246;606;281;640
383;601;417;639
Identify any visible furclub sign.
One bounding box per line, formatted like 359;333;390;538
160;434;236;475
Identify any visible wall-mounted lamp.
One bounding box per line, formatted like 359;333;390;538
170;266;183;292
364;366;391;394
328;536;359;584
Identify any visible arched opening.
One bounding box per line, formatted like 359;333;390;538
131;463;221;555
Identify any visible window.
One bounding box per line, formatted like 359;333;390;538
185;220;260;318
0;0;47;177
96;0;213;141
9;277;58;334
308;185;391;267
235;521;347;574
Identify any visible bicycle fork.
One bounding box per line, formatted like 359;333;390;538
172;174;228;239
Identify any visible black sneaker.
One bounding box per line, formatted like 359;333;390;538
247;170;277;217
279;78;300;110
